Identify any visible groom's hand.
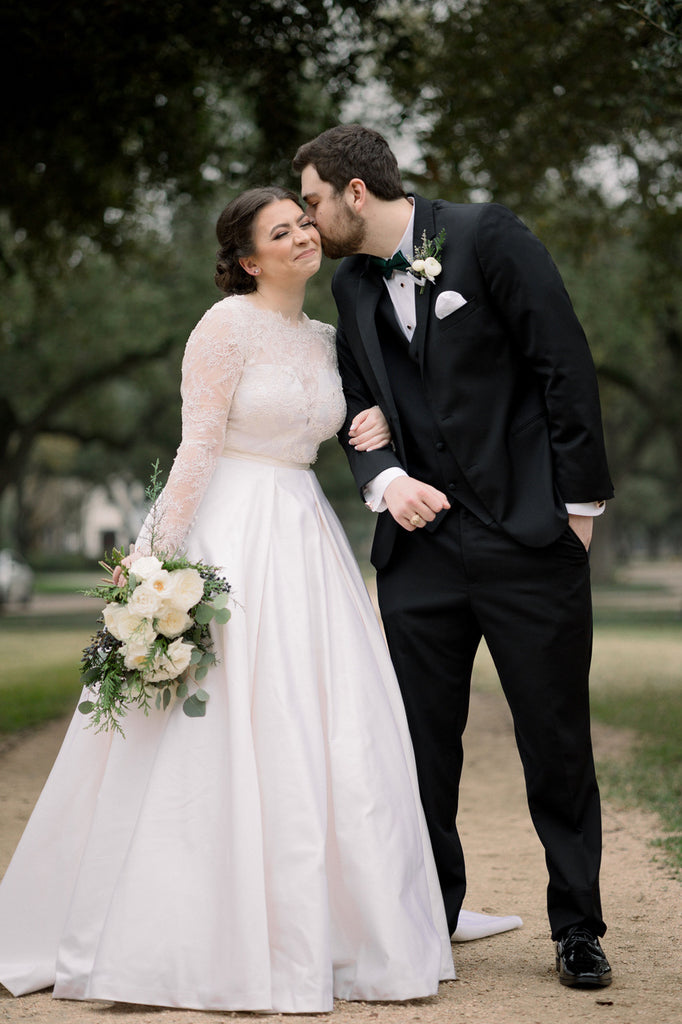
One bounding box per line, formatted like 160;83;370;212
384;476;450;531
568;513;593;551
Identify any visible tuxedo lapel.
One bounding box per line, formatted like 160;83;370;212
410;196;437;375
355;266;400;422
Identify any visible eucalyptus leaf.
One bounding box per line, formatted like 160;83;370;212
183;694;207;718
194;604;214;625
162;687;171;710
176;681;189;697
194;665;209;681
78;700;95;714
195;688;210;702
189;648;203;665
213;608;231;625
212;593;229;610
155;691;162;709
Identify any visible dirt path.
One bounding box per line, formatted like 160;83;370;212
1;687;680;1024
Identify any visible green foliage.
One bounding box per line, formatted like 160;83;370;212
373;1;682;211
616;0;682;70
0;0;380;273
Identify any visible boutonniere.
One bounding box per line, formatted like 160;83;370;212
409;228;446;293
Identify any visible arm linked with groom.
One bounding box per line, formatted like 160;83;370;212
294;124;614;990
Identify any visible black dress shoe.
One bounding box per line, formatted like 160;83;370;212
555;926;612;987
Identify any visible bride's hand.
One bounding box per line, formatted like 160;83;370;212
112;544;141;586
348;405;391;451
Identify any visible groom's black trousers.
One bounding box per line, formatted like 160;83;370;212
376;505;605;940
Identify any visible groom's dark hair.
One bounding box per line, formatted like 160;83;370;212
293;124;406;201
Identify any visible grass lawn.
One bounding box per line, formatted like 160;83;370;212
0;605;94;733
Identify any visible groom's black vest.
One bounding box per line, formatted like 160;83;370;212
376;288;492;529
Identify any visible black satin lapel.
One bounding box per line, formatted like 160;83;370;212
356;272;398;415
410;196;437;373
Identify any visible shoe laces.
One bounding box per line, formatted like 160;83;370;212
560;927;599;951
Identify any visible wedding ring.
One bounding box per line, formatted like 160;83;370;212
410;513;423;527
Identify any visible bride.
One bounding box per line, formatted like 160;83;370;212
0;187;518;1012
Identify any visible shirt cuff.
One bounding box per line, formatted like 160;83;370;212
565;501;606;517
363;467;408;512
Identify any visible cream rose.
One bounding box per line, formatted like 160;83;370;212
103;601;132;641
103;603;153;643
123;637;152;671
129;555;164;581
165;567;204;612
156;603;193;639
145;638;194;682
127;579;166;619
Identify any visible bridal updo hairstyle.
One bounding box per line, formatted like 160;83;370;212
215;186;302;295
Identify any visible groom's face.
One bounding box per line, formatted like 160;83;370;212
300;166;366;259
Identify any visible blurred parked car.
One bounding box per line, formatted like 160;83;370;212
0;549;34;605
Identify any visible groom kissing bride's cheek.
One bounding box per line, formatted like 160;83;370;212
0;126;613;1014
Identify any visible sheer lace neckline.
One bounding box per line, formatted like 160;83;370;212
229;294;312;328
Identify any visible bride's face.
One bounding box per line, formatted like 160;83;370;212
242;199;321;284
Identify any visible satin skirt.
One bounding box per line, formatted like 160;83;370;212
0;456;454;1011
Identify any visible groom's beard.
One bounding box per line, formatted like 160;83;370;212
319;204;366;259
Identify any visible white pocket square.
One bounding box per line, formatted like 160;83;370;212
435;291;468;319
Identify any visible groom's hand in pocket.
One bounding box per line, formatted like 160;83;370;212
568;514;593;551
385;476;450;531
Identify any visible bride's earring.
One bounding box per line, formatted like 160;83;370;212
239;258;260;277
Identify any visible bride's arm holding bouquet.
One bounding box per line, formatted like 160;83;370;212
79;304;245;734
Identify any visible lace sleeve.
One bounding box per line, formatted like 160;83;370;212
136;302;245;555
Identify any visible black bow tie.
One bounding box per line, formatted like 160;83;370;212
370;251;412;278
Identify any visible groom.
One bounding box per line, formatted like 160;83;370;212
293;124;614;988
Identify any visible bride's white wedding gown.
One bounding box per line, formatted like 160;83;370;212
0;296;456;1012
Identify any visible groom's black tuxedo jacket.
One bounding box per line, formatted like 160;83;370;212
333;195;614;569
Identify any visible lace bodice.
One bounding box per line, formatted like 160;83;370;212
139;295;346;554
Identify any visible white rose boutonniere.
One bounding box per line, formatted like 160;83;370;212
410;229;446;293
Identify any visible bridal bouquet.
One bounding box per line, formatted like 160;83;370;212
79;550;231;735
79;463;231;735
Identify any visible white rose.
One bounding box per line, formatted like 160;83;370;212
166;567;204;612
423;257;442;281
411;258;426;273
146;569;173;599
129;555;164;581
102;601;130;641
144;655;173;682
168;637;194;674
127;579;166;619
156;602;193;639
145;638;193;682
123;636;153;671
103;603;152;643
